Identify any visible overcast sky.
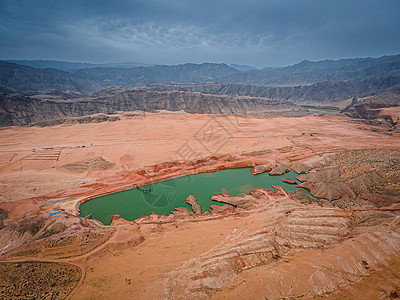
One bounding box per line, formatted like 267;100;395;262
0;0;399;67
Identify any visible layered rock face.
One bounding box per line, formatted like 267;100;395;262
165;207;350;298
0;88;301;126
152;76;400;104
0;213;115;258
341;92;400;130
158;187;400;299
295;149;400;207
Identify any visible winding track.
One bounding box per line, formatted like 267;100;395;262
0;225;121;299
1;206;399;299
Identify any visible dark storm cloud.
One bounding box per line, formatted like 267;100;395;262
0;0;399;67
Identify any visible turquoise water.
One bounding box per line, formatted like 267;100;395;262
80;168;311;225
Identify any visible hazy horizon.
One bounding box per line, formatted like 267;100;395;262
4;52;400;70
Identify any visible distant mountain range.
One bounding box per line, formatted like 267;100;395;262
73;63;238;89
1;54;400;94
1;54;400;126
229;64;257;71
4;60;152;70
220;54;400;86
5;60;257;72
0;61;102;94
151;76;400;103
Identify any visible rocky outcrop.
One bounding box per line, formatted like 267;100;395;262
295;149;400;206
217;76;400;102
282;178;296;184
355;191;400;208
153;75;400;104
209;204;235;213
211;193;256;209
212;216;400;299
105;225;144;249
163;199;355;299
297;178;355;201
293;189;317;204
0;88;301;126
32;113;120;127
209;186;294;210
269;163;290;175
173;207;194;215
341;91;400;129
250;164;274;175
185;195;202;215
291;162;312;174
136;180;399;299
157;183;400;299
0;213;114;257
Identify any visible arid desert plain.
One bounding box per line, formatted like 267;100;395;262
0;110;399;299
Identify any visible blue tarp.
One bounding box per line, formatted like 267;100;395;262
49;210;62;217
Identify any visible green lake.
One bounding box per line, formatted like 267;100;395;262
80;167;312;225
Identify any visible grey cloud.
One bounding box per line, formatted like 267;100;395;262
0;0;399;67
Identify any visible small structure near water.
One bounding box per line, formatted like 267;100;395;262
49;210;62;217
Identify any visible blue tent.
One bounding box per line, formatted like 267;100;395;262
49;210;62;217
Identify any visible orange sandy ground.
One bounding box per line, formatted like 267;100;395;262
1;113;398;214
1;113;400;299
74;209;400;300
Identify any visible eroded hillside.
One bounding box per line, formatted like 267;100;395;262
0;113;399;299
